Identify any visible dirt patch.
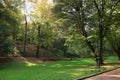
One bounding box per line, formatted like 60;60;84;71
104;62;120;65
25;57;60;63
0;57;13;64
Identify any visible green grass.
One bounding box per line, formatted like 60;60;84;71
0;56;119;80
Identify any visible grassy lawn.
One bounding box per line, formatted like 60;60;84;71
0;56;120;80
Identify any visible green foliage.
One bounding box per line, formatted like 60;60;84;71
107;26;120;59
45;48;64;59
65;29;85;55
53;0;120;61
53;0;97;57
0;0;22;55
39;23;56;48
0;39;14;55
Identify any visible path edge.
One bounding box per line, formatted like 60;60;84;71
75;67;120;80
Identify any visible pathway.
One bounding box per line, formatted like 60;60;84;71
84;68;120;80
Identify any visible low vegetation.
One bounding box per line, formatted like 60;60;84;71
0;56;119;80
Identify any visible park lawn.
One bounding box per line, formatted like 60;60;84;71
0;56;119;80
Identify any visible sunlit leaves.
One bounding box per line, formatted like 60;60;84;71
30;0;56;48
31;0;53;23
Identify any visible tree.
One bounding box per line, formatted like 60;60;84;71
23;0;28;55
107;7;120;60
93;0;120;64
53;0;120;66
31;0;56;58
108;28;120;60
53;0;99;63
0;0;22;56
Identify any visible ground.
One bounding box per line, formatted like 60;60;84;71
0;56;120;80
84;68;120;80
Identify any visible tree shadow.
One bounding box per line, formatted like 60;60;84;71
104;62;120;66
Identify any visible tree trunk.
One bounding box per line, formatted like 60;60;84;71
85;39;100;66
111;42;120;60
12;26;16;42
77;0;98;65
99;36;104;65
36;25;41;58
36;44;40;58
117;52;120;60
23;14;27;55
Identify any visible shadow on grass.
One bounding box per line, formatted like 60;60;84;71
0;57;119;80
0;57;96;71
104;62;120;65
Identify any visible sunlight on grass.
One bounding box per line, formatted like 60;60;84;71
25;60;37;67
0;56;119;80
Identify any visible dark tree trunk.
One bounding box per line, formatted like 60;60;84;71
99;35;104;65
12;26;16;42
93;0;120;66
112;42;120;61
94;0;105;65
36;44;40;58
117;52;120;60
36;25;41;58
23;14;27;55
99;18;104;65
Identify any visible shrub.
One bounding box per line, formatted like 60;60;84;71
0;39;14;56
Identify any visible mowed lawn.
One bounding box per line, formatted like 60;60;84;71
0;56;119;80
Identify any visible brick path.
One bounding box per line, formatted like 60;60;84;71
84;68;120;80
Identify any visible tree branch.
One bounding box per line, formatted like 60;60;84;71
103;0;120;37
109;0;120;17
102;0;106;11
93;0;101;17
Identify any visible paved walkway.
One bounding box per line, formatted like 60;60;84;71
84;68;120;80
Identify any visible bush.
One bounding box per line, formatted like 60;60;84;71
43;48;64;59
0;39;14;56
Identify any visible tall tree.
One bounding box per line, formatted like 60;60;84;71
31;0;55;58
23;0;28;55
108;28;120;60
107;7;120;60
0;0;22;55
93;0;120;64
53;0;99;63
